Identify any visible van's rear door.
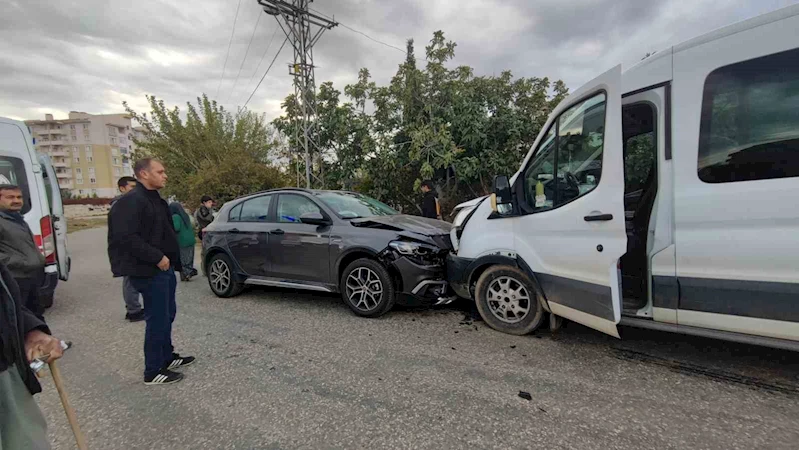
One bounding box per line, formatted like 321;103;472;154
512;65;626;338
39;154;69;281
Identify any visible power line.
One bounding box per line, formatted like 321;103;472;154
215;0;244;100
227;12;263;103
242;27;278;104
243;36;288;108
309;7;416;58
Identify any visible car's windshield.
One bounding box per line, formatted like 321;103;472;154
316;192;397;219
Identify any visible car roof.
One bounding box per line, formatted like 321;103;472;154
228;188;362;204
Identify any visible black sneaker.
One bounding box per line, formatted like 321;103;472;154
144;368;184;385
166;353;196;370
125;311;145;322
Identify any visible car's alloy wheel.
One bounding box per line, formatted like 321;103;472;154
340;258;396;318
485;276;531;324
346;267;384;312
207;253;243;298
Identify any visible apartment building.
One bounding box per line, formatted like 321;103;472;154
25;112;137;198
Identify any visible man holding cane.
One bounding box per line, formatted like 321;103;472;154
107;158;194;385
0;261;64;449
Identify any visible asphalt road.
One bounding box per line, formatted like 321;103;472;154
36;227;799;449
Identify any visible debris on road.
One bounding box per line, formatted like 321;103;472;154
518;391;532;401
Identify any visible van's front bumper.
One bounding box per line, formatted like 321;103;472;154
446;253;474;300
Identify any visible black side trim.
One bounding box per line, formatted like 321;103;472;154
537;273;615;321
679;277;799;322
622;80;671;99
664;83;672;160
652;275;679;309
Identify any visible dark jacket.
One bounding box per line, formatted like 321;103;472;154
0;210;46;279
421;191;439;219
107;185;182;277
0;262;50;395
194;205;214;229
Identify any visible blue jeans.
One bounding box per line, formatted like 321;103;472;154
130;269;177;378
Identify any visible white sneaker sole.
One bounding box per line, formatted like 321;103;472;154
144;374;184;385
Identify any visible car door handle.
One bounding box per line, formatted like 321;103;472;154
229;228;241;234
584;213;613;222
270;229;285;235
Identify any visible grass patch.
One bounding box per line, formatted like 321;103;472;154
68;217;108;233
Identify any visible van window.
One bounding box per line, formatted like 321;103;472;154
0;156;32;214
698;47;799;183
523;92;606;211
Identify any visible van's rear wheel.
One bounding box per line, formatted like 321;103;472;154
475;265;544;335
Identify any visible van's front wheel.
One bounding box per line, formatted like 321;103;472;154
475;265;544;335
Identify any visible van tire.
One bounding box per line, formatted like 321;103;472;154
474;265;544;335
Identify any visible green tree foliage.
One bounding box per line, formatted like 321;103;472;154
274;31;569;215
126;94;288;207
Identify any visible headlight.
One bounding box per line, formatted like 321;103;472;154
452;206;476;228
389;240;438;256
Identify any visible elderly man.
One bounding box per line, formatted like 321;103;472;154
0;184;46;320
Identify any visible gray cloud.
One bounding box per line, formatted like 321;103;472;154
0;0;796;122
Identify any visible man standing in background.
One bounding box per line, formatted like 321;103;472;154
111;176;143;322
420;180;441;220
0;185;46;320
108;159;194;385
194;195;215;240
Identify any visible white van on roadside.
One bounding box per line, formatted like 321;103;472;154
0;117;70;308
446;5;799;350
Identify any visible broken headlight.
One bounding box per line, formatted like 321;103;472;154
389;240;443;266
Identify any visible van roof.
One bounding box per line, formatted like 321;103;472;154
621;4;799;88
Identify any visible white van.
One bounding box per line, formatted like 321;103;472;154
446;5;799;350
0;117;70;308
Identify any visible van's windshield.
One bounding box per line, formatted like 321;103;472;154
0;156;32;214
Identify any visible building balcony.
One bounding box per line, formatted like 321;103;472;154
55;171;71;179
52;160;70;168
58;182;73;189
50;149;69;157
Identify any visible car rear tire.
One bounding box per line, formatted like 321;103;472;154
474;265;544;335
207;253;243;298
340;258;395;318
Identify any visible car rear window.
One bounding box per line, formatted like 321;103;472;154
0;156;32;214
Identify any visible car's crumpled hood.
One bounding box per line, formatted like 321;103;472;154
351;214;452;236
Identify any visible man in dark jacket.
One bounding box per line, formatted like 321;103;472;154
108;159;194;385
0;261;64;449
194;195;214;240
419;180;441;220
0;184;46;320
110;176;143;322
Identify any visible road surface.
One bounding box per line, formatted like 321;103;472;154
36;227;799;449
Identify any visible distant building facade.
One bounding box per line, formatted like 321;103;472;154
25;112;137;198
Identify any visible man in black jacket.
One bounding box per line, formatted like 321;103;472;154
0;261;64;449
108;158;194;385
420;180;441;219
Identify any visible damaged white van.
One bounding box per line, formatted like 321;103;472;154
446;5;799;350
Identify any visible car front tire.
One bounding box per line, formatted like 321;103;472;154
207;253;243;298
340;258;396;318
474;265;544;335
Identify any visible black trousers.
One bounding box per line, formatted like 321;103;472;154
16;273;44;321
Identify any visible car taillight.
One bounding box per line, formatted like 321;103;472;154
35;216;57;265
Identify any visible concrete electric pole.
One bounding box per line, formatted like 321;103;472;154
257;0;337;188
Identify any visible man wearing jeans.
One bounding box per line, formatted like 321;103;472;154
107;159;194;385
110;176;144;322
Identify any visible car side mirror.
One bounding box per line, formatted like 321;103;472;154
300;211;330;226
490;175;513;213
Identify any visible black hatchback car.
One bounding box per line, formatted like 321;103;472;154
201;188;455;317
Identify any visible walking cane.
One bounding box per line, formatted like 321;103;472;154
31;341;88;450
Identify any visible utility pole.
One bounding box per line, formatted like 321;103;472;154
257;0;337;188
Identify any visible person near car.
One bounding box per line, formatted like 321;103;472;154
420;180;441;220
107;159;194;385
169;202;197;282
0;260;64;450
194;195;214;240
0;184;47;321
111;176;144;322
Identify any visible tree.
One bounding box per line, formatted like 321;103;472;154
126;94;288;207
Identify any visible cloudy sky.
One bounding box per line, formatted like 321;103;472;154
1;0;796;123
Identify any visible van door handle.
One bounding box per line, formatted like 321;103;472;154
229;228;241;234
270;229;285;235
584;213;613;222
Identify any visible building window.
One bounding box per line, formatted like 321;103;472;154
113;157;119;165
70;125;76;130
84;132;90;140
90;178;96;184
76;178;84;185
88;167;95;176
71;136;77;141
72;146;78;153
114;167;121;176
73;156;80;163
110;137;117;145
111;148;119;156
75;168;82;175
83;124;88;130
698;47;799;183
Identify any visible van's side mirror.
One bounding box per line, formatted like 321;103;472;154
300;212;330;226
